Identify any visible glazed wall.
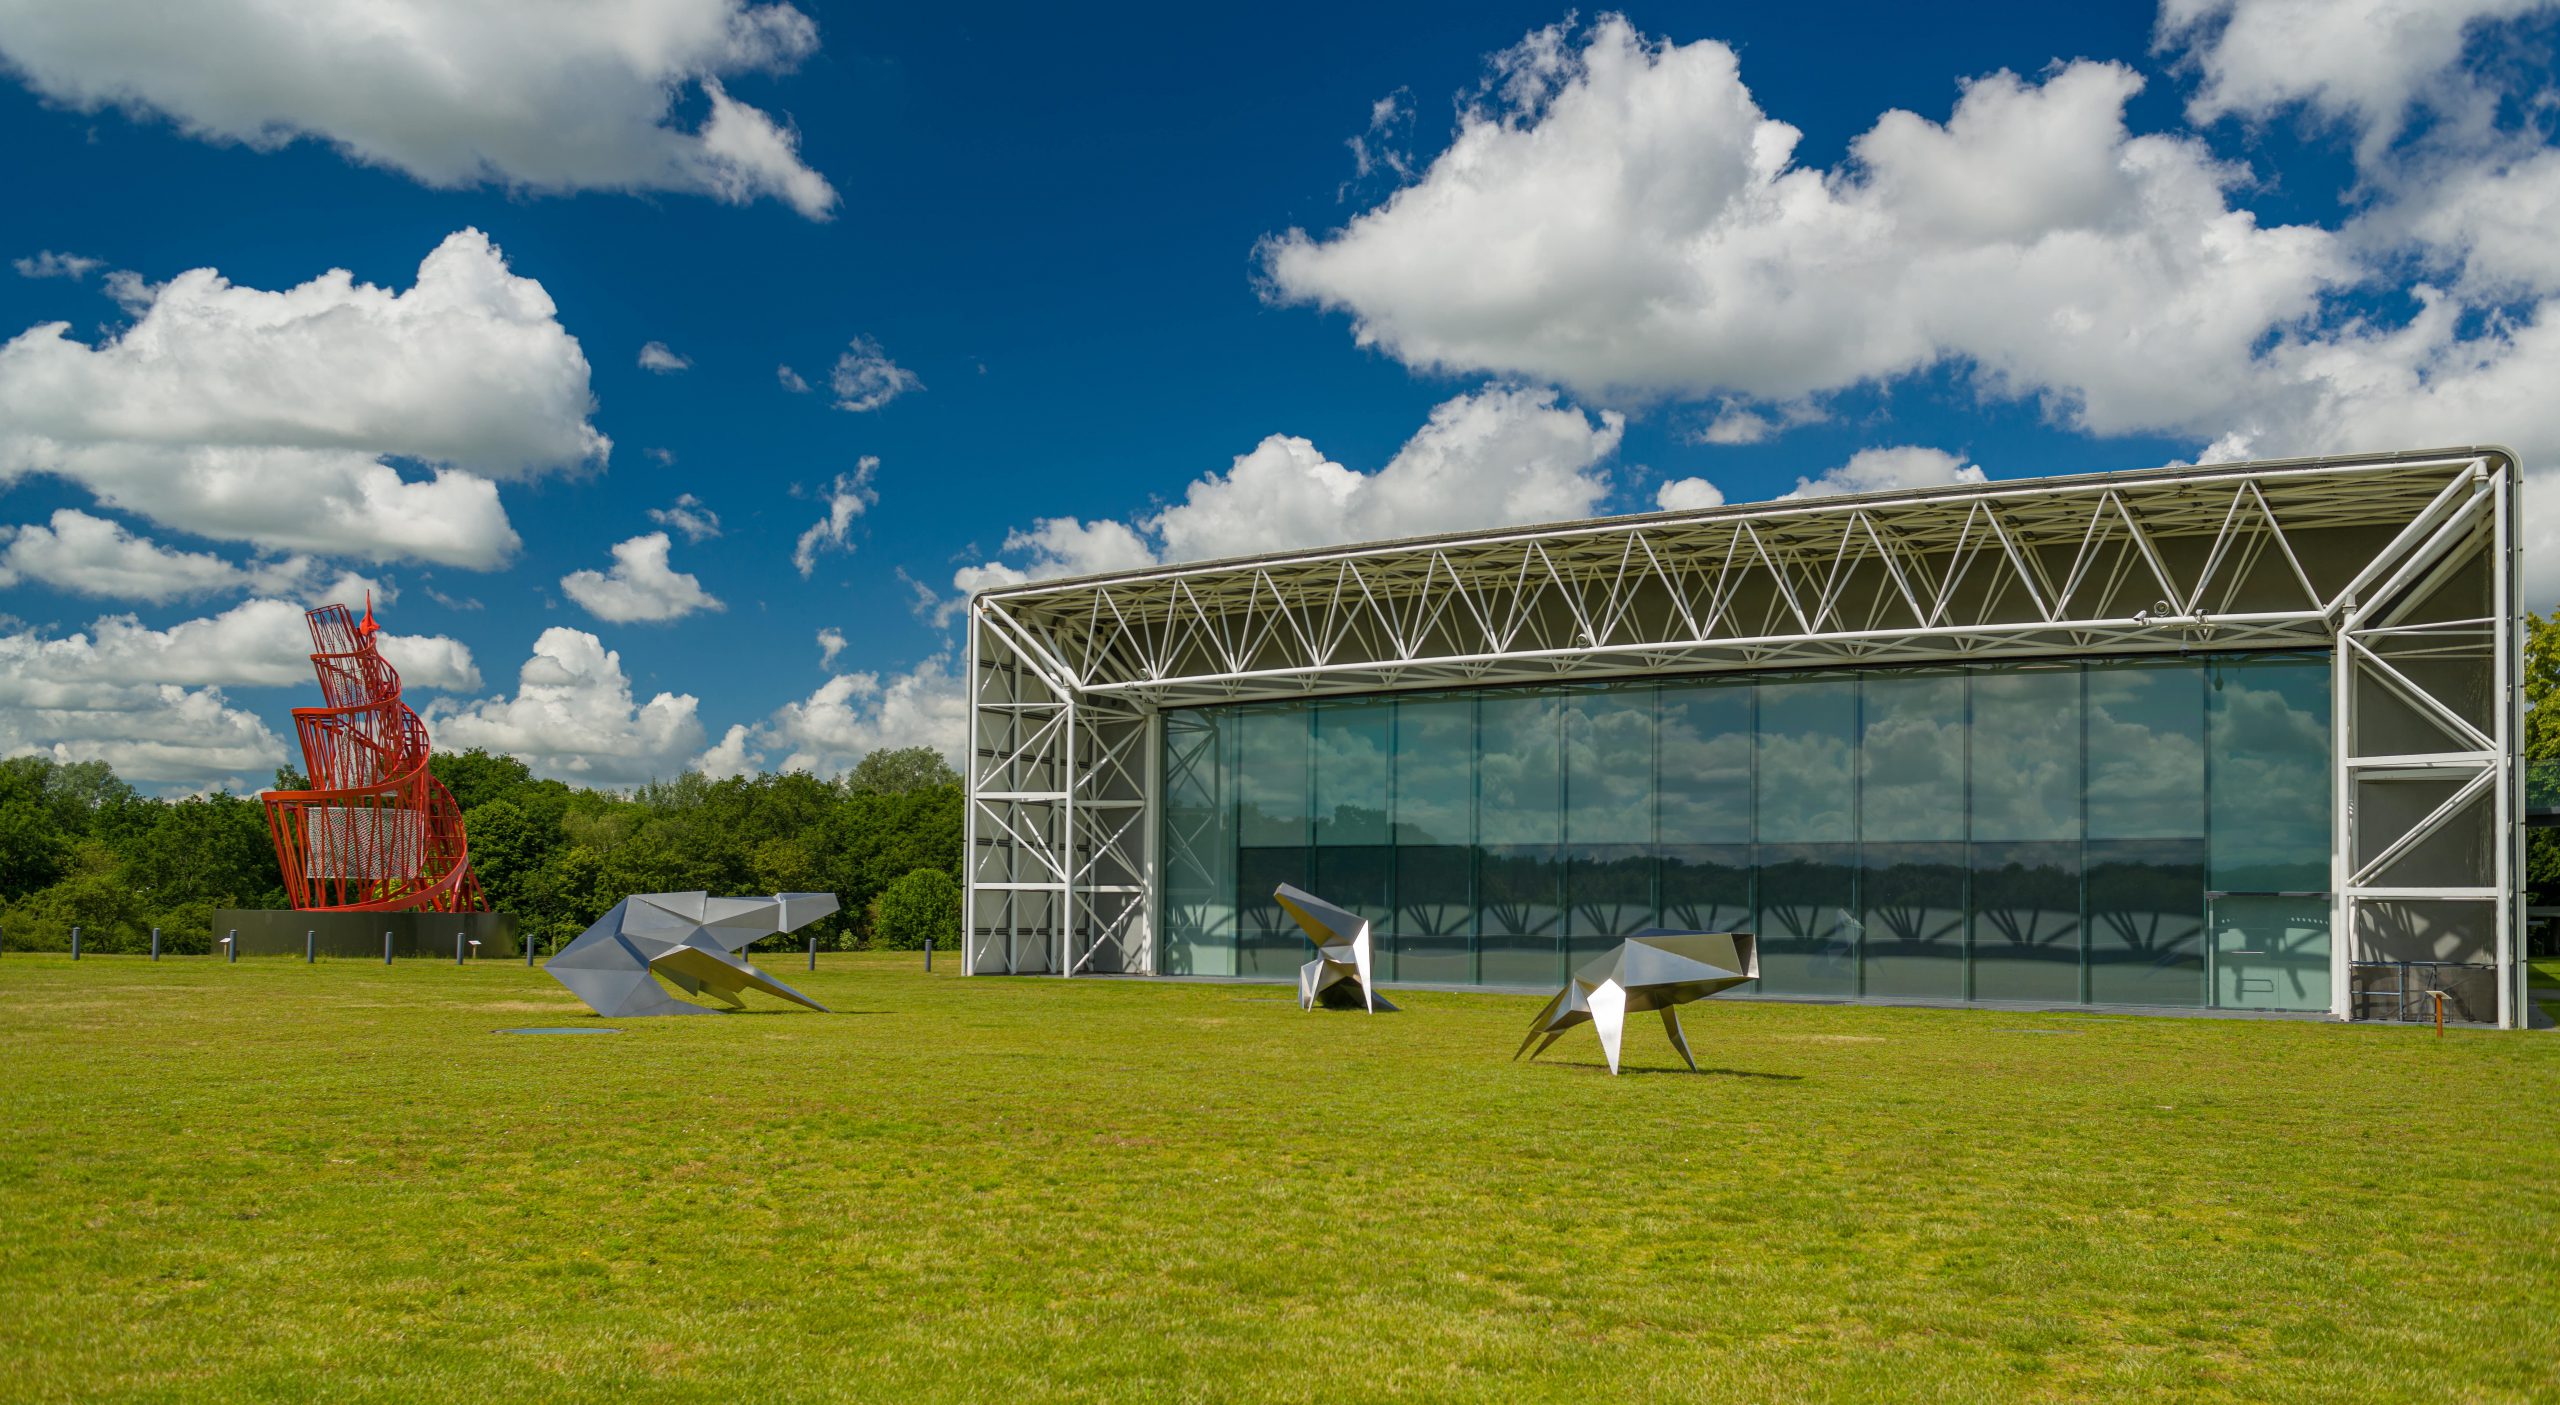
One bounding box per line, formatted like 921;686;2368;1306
1158;652;2334;1010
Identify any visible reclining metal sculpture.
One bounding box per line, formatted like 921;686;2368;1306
1518;930;1757;1074
546;891;839;1017
1273;883;1395;1012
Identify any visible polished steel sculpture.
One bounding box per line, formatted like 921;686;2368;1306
1518;930;1757;1074
1273;883;1395;1012
546;891;838;1017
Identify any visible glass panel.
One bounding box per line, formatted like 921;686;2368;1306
1566;687;1655;845
1478;845;1562;985
1659;681;1752;845
2207;656;2333;891
1660;844;1752;933
1860;673;1966;843
1479;692;1562;846
1862;842;1966;999
1159;707;1235;975
2087;838;2206;1007
1566;843;1654;964
1311;845;1392;971
2088;660;2204;840
2211;894;2331;1011
1756;843;1857;996
1236;846;1310;977
1757;677;1858;844
1391;844;1471;984
1972;667;2081;842
1392;698;1472;847
1970;840;2082;1003
1237;705;1309;847
1312;699;1390;847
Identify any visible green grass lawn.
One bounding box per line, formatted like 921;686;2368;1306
3;954;2555;1403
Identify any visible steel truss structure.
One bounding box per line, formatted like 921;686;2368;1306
965;448;2524;1026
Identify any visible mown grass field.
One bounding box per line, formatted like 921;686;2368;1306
3;952;2555;1403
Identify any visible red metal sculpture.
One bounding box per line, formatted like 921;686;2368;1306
260;598;485;913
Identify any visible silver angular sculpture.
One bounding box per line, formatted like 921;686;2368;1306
1273;882;1395;1012
1517;930;1757;1074
546;891;839;1017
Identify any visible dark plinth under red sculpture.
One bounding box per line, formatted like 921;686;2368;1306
260;599;484;914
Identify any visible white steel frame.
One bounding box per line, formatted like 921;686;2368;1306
963;448;2525;1026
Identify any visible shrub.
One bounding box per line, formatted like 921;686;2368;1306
868;867;961;950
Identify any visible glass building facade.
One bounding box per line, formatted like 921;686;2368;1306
1159;652;2335;1011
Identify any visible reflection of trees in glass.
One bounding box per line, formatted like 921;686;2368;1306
1567;845;1653;936
1479;846;1561;937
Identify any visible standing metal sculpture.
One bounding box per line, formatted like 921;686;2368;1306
260;597;483;913
1518;931;1757;1074
546;891;840;1017
1273;883;1395;1012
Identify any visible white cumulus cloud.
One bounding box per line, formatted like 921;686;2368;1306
560;532;723;624
1655;477;1726;511
0;0;839;218
647;493;721;543
958;385;1622;587
637;340;691;373
0;509;318;602
830;335;920;412
13;249;100;280
1780;446;1988;500
0;228;601;569
696;653;965;779
425;627;705;785
793;457;878;577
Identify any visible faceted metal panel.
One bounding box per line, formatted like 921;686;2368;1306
546;891;839;1018
1273;882;1395;1013
1518;930;1758;1074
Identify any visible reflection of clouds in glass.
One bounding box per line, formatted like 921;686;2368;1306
1566;690;1653;843
2087;663;2204;839
1861;675;1964;841
1237;705;1308;844
1758;679;1856;842
2208;660;2331;887
1478;693;1561;845
1972;669;2079;841
1660;685;1751;844
1393;698;1472;845
1312;701;1390;843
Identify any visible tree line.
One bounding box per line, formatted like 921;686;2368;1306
0;746;966;955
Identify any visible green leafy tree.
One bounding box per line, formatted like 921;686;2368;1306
868;867;962;950
429;749;538;815
847;746;960;796
2526;612;2560;911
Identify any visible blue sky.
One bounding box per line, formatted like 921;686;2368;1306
1;1;2554;791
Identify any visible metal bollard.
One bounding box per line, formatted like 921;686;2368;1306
306;930;315;964
152;927;161;961
385;931;393;965
809;934;817;971
525;934;536;967
227;929;238;963
925;934;933;972
71;926;81;960
455;933;464;965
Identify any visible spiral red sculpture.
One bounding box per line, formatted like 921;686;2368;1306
260;598;485;913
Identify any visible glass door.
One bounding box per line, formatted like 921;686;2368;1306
2208;894;2332;1012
